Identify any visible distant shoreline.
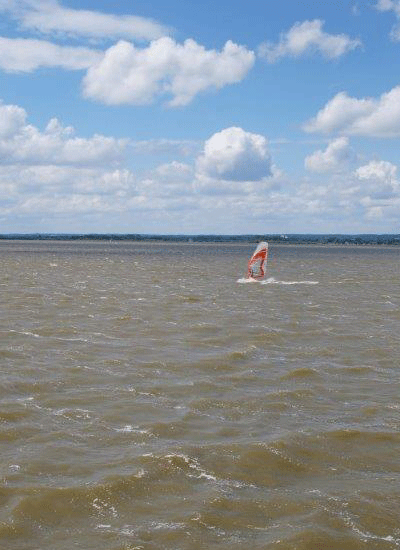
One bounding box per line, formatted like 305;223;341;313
0;234;399;245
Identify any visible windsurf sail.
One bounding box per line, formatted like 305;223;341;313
247;242;268;280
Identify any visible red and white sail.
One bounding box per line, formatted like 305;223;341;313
247;242;268;280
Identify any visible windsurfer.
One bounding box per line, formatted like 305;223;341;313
247;242;268;280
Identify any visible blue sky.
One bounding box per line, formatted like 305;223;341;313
0;0;400;234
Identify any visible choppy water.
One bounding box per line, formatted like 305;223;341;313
1;240;399;550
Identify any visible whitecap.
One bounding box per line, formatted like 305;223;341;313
113;425;150;435
237;277;259;283
164;452;217;481
237;277;318;285
261;277;319;285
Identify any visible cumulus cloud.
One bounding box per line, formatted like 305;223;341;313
355;160;399;198
0;164;134;194
283;158;400;230
304;86;400;137
354;159;400;219
304;137;355;172
303;91;375;134
18;193;118;215
0;36;101;72
83;38;255;107
132;130;280;221
355;159;397;182
154;161;193;180
3;97;399;233
358;159;396;186
0;3;254;107
0;0;168;42
196;127;271;182
0;163;138;230
0;36;254;108
258;19;361;63
0;100;136;226
0;102;128;165
138;161;194;200
0;102;27;137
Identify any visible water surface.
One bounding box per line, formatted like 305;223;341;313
1;241;399;549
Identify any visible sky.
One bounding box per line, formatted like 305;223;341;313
0;0;400;234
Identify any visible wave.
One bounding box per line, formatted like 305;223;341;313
2;438;400;549
237;276;318;285
262;277;319;285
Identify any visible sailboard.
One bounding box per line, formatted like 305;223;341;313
247;242;268;280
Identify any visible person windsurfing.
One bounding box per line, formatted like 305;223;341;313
247;242;268;280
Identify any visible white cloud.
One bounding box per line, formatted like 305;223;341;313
304;137;355;172
18;193;117;214
282;164;400;230
0;162;138;232
355;159;397;182
0;0;168;42
258;19;361;63
355;160;399;199
195;127;271;182
132;130;279;220
376;0;398;10
2;98;399;233
0;35;254;108
0;100;135;222
154;161;193;180
354;159;400;219
0;102;128;165
82;38;255;107
376;0;400;10
0;164;134;193
375;0;400;40
0;101;27;137
73;168;134;194
303;92;375;134
138;161;194;200
0;4;254;107
304;86;400;137
0;36;101;72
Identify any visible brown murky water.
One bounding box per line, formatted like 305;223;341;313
1;240;399;549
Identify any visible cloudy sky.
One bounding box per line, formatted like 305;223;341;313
0;0;399;234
